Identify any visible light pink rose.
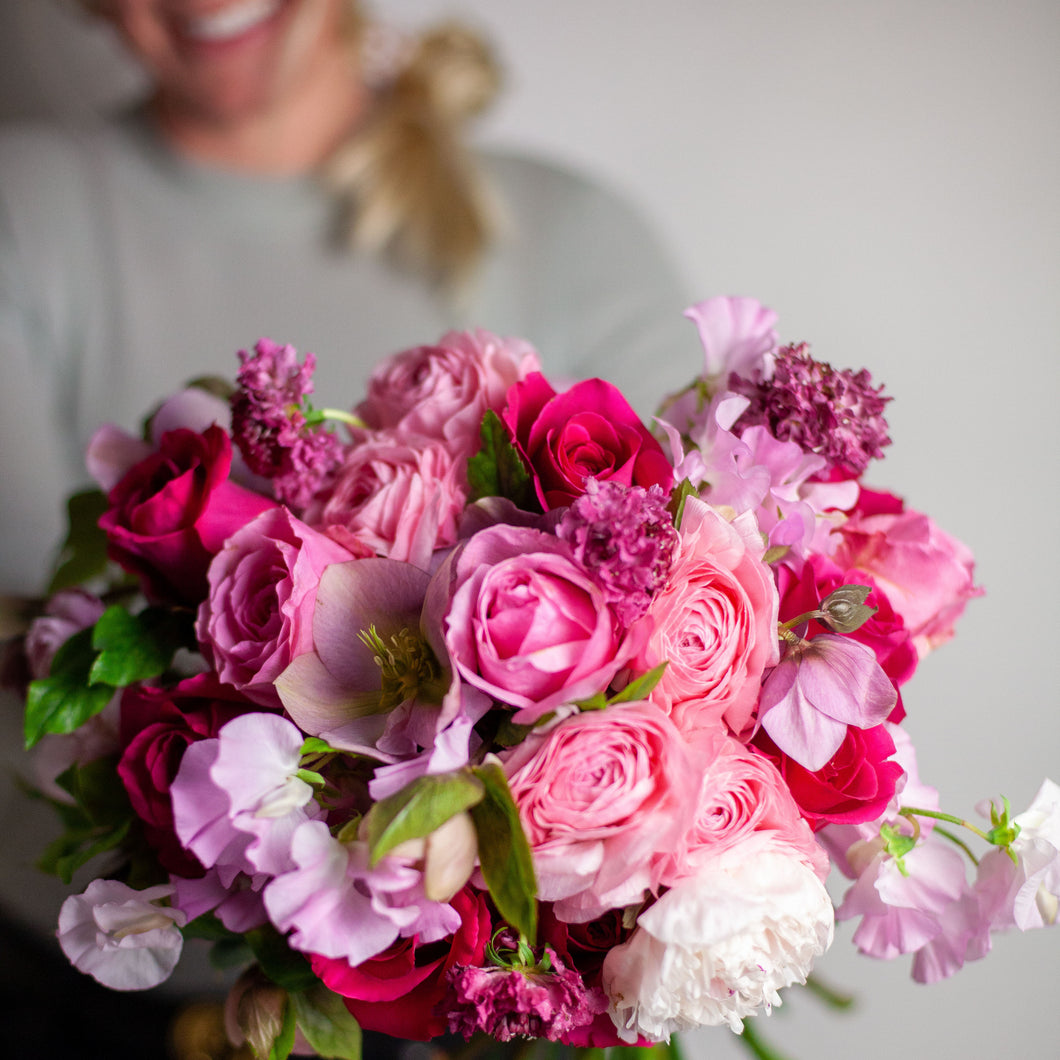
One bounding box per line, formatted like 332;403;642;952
197;507;354;707
502;701;699;922
440;524;635;723
661;729;828;887
628;498;779;740
832;502;982;658
306;431;467;571
356;329;541;455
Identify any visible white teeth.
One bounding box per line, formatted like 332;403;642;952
184;0;283;42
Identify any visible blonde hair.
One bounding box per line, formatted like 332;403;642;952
325;13;503;292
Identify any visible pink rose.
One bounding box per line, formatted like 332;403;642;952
99;426;276;604
628;498;779;740
197;507;355;707
440;524;634;723
306;431;467;571
502;701;699;922
356;329;541;455
502;373;673;510
661;728;828;886
832;498;982;658
310;886;492;1041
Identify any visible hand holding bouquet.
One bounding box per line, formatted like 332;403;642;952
14;298;1056;1057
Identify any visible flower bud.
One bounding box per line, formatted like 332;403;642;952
818;584;877;633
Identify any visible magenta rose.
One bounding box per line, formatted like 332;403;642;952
440;524;634;723
306;431;467;571
832;497;982;658
660;727;827;887
753;724;904;832
117;674;254;876
356;329;541;456
502;701;699;922
99;426;276;604
309;886;491;1041
628;498;779;740
197;507;354;707
502;373;673;510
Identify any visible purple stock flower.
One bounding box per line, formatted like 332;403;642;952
556;478;678;626
730;342;891;477
230;339;345;511
447;945;607;1042
759;634;897;772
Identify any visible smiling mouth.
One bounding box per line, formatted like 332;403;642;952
183;0;285;43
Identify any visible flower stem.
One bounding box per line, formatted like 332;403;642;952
933;824;980;866
899;807;991;843
803;973;856;1010
737;1020;797;1060
316;407;367;429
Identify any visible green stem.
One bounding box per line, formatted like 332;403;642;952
803;973;856;1010
899;806;991;843
933;824;980;866
737;1020;797;1060
315;407;366;429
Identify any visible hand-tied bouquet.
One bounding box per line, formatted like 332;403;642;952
14;297;1058;1059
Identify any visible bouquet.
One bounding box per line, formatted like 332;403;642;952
14;296;1057;1058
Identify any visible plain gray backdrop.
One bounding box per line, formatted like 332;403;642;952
1;2;1057;1057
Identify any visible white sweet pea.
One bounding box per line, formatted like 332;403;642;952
602;841;833;1040
57;880;186;990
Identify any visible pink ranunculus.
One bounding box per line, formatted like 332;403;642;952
197;507;354;707
502;373;673;510
116;674;257;876
628;498;779;740
832;499;982;658
661;729;828;887
305;431;467;571
502;701;699;922
99;426;276;604
440;524;633;723
753;724;905;833
356;329;542;456
311;886;492;1041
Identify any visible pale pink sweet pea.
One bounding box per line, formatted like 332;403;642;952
502;701;699;922
758;634;897;773
356;328;542;456
306;431;466;571
628;498;779;740
602;837;833;1040
197;507;354;707
832;503;982;658
441;524;634;723
171;869;268;934
263;819;462;967
57;880;186;990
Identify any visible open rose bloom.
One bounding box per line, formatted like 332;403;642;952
20;299;1048;1059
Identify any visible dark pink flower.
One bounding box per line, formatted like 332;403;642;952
502;373;673;510
99;426;276;604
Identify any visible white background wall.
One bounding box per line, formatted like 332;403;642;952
1;2;1057;1057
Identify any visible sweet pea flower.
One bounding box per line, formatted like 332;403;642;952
171;713;323;880
758;633;897;773
57;880;186;990
603;837;834;1039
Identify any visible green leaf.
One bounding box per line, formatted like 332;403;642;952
47;489;110;593
469;759;538;944
291;984;362;1060
667;478;699;529
23;628;114;749
467;410;538;509
267;1002;297;1060
89;605;192;687
364;771;486;867
246;926;319;993
609;663;668;704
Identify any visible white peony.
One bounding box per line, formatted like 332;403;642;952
601;842;834;1039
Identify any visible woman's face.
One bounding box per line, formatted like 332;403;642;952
99;0;352;126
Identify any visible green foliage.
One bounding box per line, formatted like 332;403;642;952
364;770;486;867
467;410;538;509
245;925;320;993
667;478;699;530
469;759;538;945
291;984;363;1060
575;663;669;712
47;489;110;593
